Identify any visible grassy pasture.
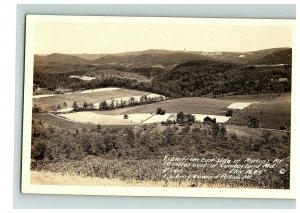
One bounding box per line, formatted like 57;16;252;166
95;97;235;116
228;93;291;130
33;92;291;131
33;88;151;111
225;124;289;140
86;69;151;82
32;113;96;132
218;93;280;102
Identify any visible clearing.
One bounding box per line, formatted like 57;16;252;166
33;87;152;111
59;112;230;125
95;97;236;116
228;93;291;130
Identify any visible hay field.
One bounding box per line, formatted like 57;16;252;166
228;93;291;130
33;87;151;111
59;112;230;125
95;97;236;116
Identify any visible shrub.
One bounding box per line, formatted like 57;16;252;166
230;133;238;141
31;141;47;160
225;109;233;116
248;116;260;128
32;104;42;113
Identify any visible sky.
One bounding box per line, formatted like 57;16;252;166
33;18;293;54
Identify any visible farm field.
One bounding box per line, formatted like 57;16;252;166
219;93;281;102
85;69;151;82
95;97;236;115
92;93;165;109
32;113;96;132
228;93;291;130
33;90;291;131
225;124;289;140
227;102;258;110
59;111;230;125
33;87;152;111
69;75;96;81
33;113;289;141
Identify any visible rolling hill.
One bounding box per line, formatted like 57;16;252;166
150;59;291;97
198;48;292;65
70;53;107;61
35;48;292;69
228;93;291;130
34;53;92;65
91;51;211;68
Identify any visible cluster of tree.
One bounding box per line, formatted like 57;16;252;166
31;119;290;163
72;96;165;112
151;60;292;98
31;119;291;189
129;67;167;78
161;120;176;126
176;111;196;126
33;72;83;91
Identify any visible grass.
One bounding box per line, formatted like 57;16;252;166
33;92;291;131
33;88;151;111
225;124;289;140
33;113;95;132
219;93;281;102
95;97;235;116
30;171;261;188
228;93;291;130
59;112;231;125
86;69;151;83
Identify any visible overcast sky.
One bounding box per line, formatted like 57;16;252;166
34;18;293;54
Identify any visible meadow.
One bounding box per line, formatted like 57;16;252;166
33;87;151;111
228;93;291;130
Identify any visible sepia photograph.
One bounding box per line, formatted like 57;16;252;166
21;15;295;198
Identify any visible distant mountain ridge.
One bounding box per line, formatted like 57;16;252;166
35;53;91;65
35;47;292;67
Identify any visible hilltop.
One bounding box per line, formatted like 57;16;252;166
35;47;292;69
34;53;92;65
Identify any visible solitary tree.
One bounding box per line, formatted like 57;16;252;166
72;101;79;111
157;108;163;114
